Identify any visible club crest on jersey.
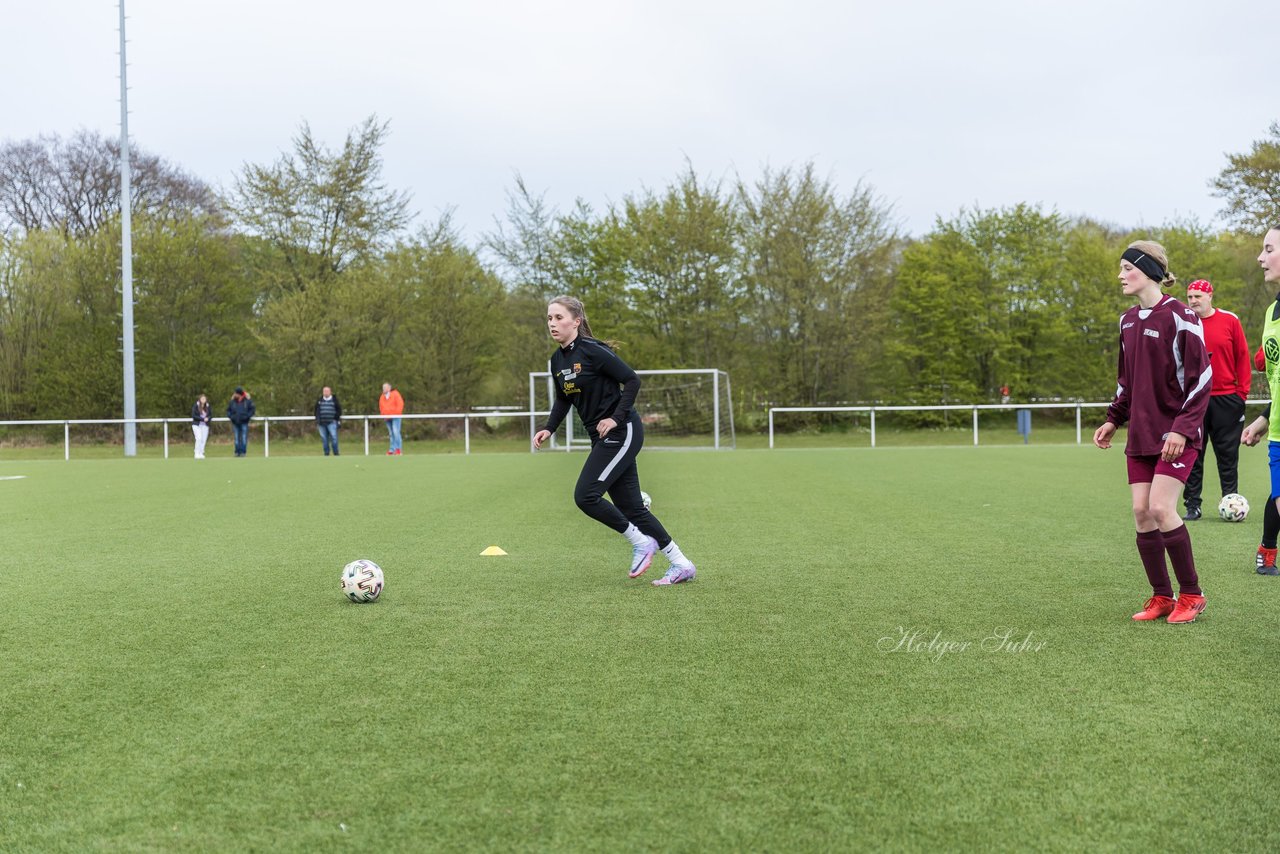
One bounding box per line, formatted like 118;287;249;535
573;363;581;373
1144;329;1160;339
1266;337;1280;364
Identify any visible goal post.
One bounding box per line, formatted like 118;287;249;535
528;368;735;451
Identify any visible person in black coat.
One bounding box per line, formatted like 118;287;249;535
226;387;256;457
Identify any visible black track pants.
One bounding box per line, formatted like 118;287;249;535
1184;394;1246;508
572;416;672;547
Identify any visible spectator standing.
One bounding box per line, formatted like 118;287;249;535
226;387;255;457
1181;280;1251;520
191;394;211;459
380;382;404;455
315;386;342;456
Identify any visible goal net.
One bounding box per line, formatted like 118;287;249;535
528;368;735;450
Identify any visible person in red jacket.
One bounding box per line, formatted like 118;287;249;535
1180;280;1251;520
1093;241;1211;623
379;382;405;455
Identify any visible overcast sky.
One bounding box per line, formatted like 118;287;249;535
3;0;1273;242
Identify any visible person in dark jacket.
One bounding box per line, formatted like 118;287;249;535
532;295;697;586
226;387;256;457
191;394;211;459
315;386;342;456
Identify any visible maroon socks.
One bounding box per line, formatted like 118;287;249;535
1161;524;1201;596
1136;530;1173;598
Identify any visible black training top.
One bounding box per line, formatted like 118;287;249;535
542;336;641;442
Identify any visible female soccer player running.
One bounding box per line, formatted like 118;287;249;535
1093;241;1212;623
1238;226;1280;575
532;296;697;586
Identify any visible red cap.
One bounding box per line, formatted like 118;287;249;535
1187;279;1213;294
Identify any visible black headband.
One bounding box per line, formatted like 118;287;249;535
1121;247;1167;284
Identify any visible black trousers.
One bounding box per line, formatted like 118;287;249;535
1184;394;1246;508
573;414;672;547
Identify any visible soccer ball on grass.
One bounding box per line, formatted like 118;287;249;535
640;490;652;510
1218;493;1249;523
342;559;384;602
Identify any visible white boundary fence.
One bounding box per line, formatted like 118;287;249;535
767;400;1275;448
0;411;550;460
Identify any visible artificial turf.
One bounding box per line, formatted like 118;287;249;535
1;445;1276;851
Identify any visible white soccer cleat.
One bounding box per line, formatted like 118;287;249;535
653;563;696;586
629;536;659;578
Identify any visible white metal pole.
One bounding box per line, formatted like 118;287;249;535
163;421;168;458
65;422;70;461
118;1;137;457
713;370;721;450
768;408;774;449
724;371;734;448
364;417;369;456
1076;404;1082;445
464;416;471;455
973;407;979;446
264;420;270;458
870;409;877;448
528;374;536;453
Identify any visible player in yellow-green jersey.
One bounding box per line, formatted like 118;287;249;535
1239;225;1280;574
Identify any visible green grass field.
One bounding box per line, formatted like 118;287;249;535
1;446;1276;851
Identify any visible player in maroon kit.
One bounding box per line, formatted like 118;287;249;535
1180;280;1250;521
1093;241;1212;623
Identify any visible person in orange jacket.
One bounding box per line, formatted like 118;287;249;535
379;382;405;455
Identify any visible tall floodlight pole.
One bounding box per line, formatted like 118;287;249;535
118;0;137;456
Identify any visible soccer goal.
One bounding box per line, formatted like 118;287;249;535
528;368;735;450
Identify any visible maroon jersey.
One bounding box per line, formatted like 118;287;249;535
1105;296;1212;456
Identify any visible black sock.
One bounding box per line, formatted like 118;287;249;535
1263;497;1280;550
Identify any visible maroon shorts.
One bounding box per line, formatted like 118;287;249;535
1126;447;1199;485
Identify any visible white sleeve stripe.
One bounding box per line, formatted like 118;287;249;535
1171;312;1205;340
1182;365;1213;411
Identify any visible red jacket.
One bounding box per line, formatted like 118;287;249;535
1200;309;1250;398
379;389;405;416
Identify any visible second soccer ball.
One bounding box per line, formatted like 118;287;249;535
1218;493;1249;523
640;491;652;510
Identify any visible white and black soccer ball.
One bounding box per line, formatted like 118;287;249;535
1218;493;1250;523
640;490;652;511
341;559;384;602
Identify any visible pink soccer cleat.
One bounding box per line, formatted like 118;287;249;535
629;537;658;578
652;563;696;586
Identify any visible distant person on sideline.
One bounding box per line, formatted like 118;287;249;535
1093;240;1211;624
191;393;211;459
226;387;255;457
1239;225;1280;575
380;382;404;455
1180;280;1250;521
315;386;342;456
532;295;698;586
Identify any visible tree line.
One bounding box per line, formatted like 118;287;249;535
2;117;1278;429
